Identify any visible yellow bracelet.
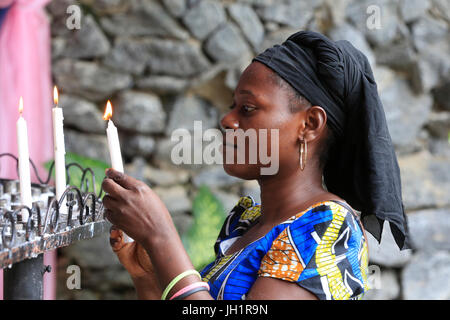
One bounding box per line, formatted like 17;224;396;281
161;270;201;300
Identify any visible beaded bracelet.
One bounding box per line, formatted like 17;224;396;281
161;270;202;300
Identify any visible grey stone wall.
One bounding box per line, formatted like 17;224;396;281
49;0;450;300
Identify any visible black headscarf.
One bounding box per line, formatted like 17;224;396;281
253;31;410;250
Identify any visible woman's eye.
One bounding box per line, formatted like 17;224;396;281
242;105;256;113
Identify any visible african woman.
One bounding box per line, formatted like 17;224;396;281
102;31;409;300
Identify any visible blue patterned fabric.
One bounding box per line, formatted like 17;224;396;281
200;196;370;300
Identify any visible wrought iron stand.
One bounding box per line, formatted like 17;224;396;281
3;254;44;299
0;153;110;299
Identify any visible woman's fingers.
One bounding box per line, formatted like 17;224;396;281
104;208;123;227
102;177;126;198
103;194;120;210
106;168;142;190
103;168;169;245
104;208;114;224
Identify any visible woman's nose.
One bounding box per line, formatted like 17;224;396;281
220;112;239;131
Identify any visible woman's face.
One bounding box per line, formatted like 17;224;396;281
220;62;306;180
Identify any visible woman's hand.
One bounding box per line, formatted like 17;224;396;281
110;225;162;299
102;168;174;248
102;168;212;300
110;225;153;278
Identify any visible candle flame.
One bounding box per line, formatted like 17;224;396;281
103;100;113;120
19;97;24;115
53;86;59;106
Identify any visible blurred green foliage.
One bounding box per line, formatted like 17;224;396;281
44;152;109;196
182;186;227;271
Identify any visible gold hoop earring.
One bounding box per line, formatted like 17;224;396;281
299;139;307;171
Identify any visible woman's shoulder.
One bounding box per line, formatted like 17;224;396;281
282;199;362;230
280;200;366;251
215;196;364;254
226;196;362;235
259;200;370;300
260;199;366;267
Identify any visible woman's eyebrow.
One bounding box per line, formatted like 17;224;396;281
239;89;255;96
231;89;256;99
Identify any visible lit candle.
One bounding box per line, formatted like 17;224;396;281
103;100;132;242
16;97;32;221
103;100;124;173
52;86;67;212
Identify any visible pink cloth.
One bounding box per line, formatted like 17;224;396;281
0;0;56;300
0;1;13;7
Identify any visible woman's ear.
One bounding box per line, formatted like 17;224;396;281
300;106;327;142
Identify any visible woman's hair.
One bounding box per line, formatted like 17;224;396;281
269;71;336;170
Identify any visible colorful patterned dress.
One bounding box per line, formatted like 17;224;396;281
200;195;370;300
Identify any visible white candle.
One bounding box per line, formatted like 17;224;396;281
104;100;124;173
52;86;67;213
16;97;32;222
103;100;132;242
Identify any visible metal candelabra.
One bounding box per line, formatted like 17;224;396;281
0;153;111;299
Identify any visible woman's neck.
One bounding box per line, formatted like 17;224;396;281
257;163;329;227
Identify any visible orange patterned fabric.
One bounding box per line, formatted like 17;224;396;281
258;228;304;282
